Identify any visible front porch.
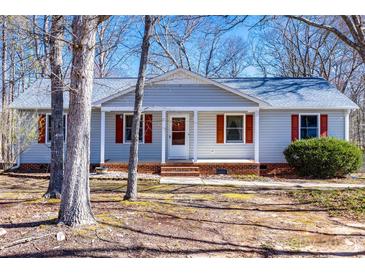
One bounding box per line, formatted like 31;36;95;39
99;107;261;167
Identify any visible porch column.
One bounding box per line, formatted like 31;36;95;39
193;110;198;162
100;111;106;164
254;110;260;163
161;110;166;163
345;109;350;141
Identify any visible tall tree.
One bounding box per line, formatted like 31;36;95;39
124;16;156;201
58;15;109;226
288;16;365;64
44;16;65;199
1;16;7;109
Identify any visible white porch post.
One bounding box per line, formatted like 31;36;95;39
100;111;106;164
345;109;350;141
193;110;198;163
161;110;166;163
254;110;260;163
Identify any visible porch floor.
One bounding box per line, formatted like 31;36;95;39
165;159;256;164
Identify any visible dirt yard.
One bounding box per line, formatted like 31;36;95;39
0;174;364;258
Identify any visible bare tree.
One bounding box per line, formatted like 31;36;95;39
124;15;156;201
252;17;365;147
287;16;365;64
59;15;109;226
1;16;8;164
95;16;133;77
44;16;65;199
0;110;38;170
150;16;250;77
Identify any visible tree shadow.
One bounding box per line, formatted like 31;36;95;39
0;219;57;229
112;206;365;237
3;245;365;258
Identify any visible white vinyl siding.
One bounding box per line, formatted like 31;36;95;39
19;109;347;164
197;112;254;159
104;112;162;162
259;110;346;163
103;84;258;108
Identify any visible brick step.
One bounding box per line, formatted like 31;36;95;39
160;171;200;177
161;166;200;172
161;165;200;177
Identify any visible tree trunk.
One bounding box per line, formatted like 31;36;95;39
124;16;155;201
1;17;7;163
44;16;64;199
1;16;6;109
58;16;102;226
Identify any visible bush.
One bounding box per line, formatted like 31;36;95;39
284;137;363;178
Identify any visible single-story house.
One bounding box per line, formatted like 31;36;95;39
10;68;359;176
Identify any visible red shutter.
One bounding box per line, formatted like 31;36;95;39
115;114;123;143
245;114;253;143
144;114;153;143
291;114;299;141
320;114;328;137
216;114;224;143
38;114;46;143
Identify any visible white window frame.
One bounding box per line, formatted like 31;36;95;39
123;113;145;144
298;113;320;140
224;113;246;144
45;113;68;145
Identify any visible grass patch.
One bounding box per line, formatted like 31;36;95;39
222;193;255;200
286;237;309;251
233;174;269;181
289;188;365;220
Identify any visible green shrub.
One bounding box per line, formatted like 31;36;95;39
284;137;363;178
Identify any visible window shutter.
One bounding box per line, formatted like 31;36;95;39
216;114;224;143
320;114;328;137
38;114;46;143
291;114;299;141
115;114;123;143
245;114;253;143
144;114;153;143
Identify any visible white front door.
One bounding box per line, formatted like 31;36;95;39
168;114;189;160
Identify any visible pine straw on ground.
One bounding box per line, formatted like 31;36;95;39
0;174;365;258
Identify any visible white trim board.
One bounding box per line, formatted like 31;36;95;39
101;106;259;112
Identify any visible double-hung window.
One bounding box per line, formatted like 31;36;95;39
46;114;67;143
225;115;244;143
300;114;319;139
124;114;144;143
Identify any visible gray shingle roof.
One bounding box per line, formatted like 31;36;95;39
215;77;359;109
10;78;137;109
10;75;358;110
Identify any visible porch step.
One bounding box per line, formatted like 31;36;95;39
160;166;200;177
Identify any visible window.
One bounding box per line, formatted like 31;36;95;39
125;114;144;143
300;115;319;139
46;114;67;143
225;115;244;143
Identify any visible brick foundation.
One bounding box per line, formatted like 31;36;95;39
195;163;259;175
18;163;50;173
101;162;161;174
259;163;294;176
17;162;291;176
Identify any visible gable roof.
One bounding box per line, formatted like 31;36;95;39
92;68;269;107
10;68;359;110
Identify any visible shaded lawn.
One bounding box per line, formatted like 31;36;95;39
0;174;365;258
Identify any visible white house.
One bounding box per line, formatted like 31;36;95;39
10;68;359;176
